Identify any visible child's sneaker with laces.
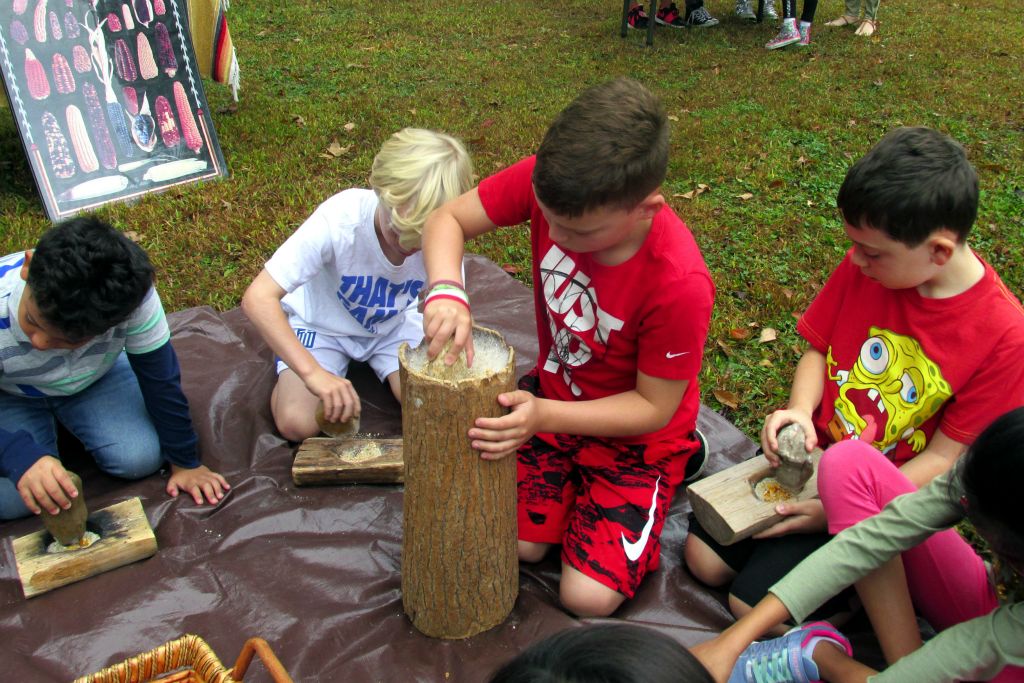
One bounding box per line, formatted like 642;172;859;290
685;6;720;27
655;2;687;27
798;23;811;45
765;21;801;48
627;4;649;29
735;0;757;20
763;0;779;20
729;622;853;683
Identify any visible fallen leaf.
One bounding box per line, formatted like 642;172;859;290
501;263;521;275
782;288;794;300
291;114;306;127
124;230;141;242
807;200;815;207
667;115;679;122
759;359;774;367
326;140;347;157
729;327;751;340
797;155;809;165
480;118;495;129
716;339;733;356
759;327;778;343
343;122;356;132
768;179;785;189
220;200;232;210
256;29;268;36
292;37;302;43
713;389;740;409
873;80;884;87
409;108;417;116
736;192;754;201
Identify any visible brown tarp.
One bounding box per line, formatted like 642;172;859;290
0;255;758;681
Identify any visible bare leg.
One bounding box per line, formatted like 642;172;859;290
560;563;626;617
518;540;551;563
814;640;877;683
271;369;322;442
856;556;923;663
385;370;402;404
684;534;738;587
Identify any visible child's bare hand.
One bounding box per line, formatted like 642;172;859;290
753;498;826;538
760;409;816;466
423;299;475;366
17;455;77;515
305;367;360;424
468;391;539;460
167;464;230;505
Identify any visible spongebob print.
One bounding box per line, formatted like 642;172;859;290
826;327;951;455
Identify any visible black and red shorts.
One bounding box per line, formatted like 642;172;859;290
517;428;698;598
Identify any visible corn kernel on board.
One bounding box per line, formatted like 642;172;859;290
0;0;227;220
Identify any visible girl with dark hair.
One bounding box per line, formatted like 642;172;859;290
489;623;714;683
694;407;1024;682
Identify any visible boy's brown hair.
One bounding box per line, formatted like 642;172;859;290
532;78;669;218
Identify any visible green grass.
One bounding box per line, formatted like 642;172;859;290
2;0;1022;441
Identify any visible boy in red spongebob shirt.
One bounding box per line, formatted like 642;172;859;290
420;78;715;617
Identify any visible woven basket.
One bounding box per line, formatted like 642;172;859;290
74;634;292;683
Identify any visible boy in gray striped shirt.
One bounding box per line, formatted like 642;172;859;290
0;217;228;520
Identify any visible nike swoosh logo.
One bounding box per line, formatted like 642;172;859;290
665;351;690;359
621;477;660;563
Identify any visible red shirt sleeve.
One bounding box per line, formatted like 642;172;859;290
477;156;537;228
797;251;857;353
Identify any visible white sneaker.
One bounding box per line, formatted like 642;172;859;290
763;0;779;20
735;0;757;20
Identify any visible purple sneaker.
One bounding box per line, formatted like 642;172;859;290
728;621;853;683
765;22;801;49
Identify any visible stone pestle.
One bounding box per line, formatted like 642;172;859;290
41;471;88;546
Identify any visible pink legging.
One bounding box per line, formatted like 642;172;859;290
817;440;1024;681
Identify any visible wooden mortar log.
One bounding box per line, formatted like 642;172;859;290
399;327;518;639
42;471;88;546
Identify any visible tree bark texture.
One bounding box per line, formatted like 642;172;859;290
398;327;518;639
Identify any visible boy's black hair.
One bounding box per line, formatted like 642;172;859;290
959;406;1024;565
837;126;979;246
533;77;669;218
26;216;155;340
488;624;714;683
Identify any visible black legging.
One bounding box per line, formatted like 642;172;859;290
782;0;818;21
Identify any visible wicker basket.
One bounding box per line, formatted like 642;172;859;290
74;634;293;683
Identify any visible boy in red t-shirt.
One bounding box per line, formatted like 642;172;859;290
685;127;1024;638
420;78;715;617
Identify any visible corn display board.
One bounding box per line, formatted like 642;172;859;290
0;0;227;220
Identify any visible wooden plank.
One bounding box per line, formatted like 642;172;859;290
687;450;823;546
292;437;404;486
13;497;157;599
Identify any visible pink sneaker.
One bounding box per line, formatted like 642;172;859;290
798;23;811;45
766;22;800;49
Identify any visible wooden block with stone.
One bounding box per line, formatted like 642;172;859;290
292;436;404;485
687;448;824;546
12;497;157;598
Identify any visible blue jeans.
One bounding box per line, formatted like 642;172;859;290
0;353;162;520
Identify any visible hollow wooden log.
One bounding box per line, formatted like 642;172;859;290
399;327;518;639
687;450;823;546
292;437;404;485
13;497;157;598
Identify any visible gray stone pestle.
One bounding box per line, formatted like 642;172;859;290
41;471;88;546
774;424;815;492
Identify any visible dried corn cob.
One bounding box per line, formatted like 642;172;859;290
106;99;134;159
153;0;164;15
142;158;207;182
41;110;75;179
47;9;60;39
33;0;46;42
136;31;157;80
13;0;27;15
113;37;137;81
130;93;156;151
62;10;78;38
58;175;128;201
154;21;176;76
24;48;49;99
120;3;134;30
122;85;138;115
172;80;202;153
133;0;152;26
105;11;121;30
51;52;74;94
154;94;178;147
72;43;90;72
10;19;28;44
82;82;116;169
65;104;98;173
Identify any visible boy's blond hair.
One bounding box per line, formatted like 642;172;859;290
370;128;474;250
